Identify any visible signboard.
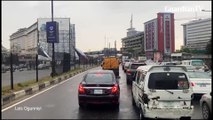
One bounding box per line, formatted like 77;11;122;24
157;13;164;53
46;21;59;43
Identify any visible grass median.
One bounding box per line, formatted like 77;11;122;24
2;67;86;96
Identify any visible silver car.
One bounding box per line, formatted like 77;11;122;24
200;92;212;120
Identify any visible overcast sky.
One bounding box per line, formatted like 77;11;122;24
2;1;211;52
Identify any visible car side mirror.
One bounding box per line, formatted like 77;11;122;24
210;92;212;96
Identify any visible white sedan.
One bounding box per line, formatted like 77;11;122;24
187;71;211;96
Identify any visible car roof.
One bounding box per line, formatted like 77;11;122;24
87;70;114;74
151;65;187;72
137;65;187;72
130;62;146;65
137;65;154;72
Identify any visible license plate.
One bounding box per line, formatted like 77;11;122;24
163;102;174;107
94;90;103;94
197;83;207;87
200;84;206;87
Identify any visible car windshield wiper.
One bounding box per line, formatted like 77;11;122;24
164;89;174;94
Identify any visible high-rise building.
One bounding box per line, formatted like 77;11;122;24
182;18;211;50
121;15;145;58
144;12;175;60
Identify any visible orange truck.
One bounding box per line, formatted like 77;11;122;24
101;57;120;77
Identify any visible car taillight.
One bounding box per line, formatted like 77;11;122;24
111;84;119;94
78;84;85;94
127;70;131;75
191;82;195;87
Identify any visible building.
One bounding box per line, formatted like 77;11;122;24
10;18;76;71
121;15;145;58
182;18;211;50
121;32;144;58
144;12;175;60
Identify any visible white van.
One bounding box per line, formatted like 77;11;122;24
132;65;194;120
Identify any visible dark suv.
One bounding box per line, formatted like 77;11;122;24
126;62;146;84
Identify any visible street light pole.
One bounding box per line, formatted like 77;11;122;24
51;0;56;77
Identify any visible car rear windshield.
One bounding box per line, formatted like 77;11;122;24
131;64;146;69
148;72;189;89
124;59;130;62
192;60;203;66
85;73;114;84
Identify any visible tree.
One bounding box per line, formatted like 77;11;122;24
175;50;181;53
180;47;191;53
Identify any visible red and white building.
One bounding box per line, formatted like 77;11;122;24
144;12;175;60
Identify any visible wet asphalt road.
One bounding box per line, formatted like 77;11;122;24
2;66;203;119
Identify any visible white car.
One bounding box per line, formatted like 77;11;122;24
187;71;211;97
200;92;212;120
132;65;193;120
124;61;131;72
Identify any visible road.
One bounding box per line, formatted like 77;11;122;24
2;66;203;119
1;69;51;87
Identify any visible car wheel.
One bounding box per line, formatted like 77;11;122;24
126;78;130;85
202;102;211;120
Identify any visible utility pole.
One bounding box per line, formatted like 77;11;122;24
10;44;14;90
36;24;39;82
51;0;56;77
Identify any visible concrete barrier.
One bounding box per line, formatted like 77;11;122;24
14;90;25;99
32;85;39;93
49;80;55;85
2;94;15;105
44;81;50;87
25;88;33;95
38;83;45;90
58;77;62;83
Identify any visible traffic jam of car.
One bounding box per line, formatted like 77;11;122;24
79;57;211;120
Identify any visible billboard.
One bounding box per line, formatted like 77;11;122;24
157;13;164;54
37;18;70;60
157;13;175;55
46;21;59;43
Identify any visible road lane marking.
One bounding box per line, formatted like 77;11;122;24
1;68;94;112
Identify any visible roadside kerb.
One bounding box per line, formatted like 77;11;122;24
31;85;39;93
44;81;50;87
25;88;33;95
2;94;15;105
14;90;25;99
